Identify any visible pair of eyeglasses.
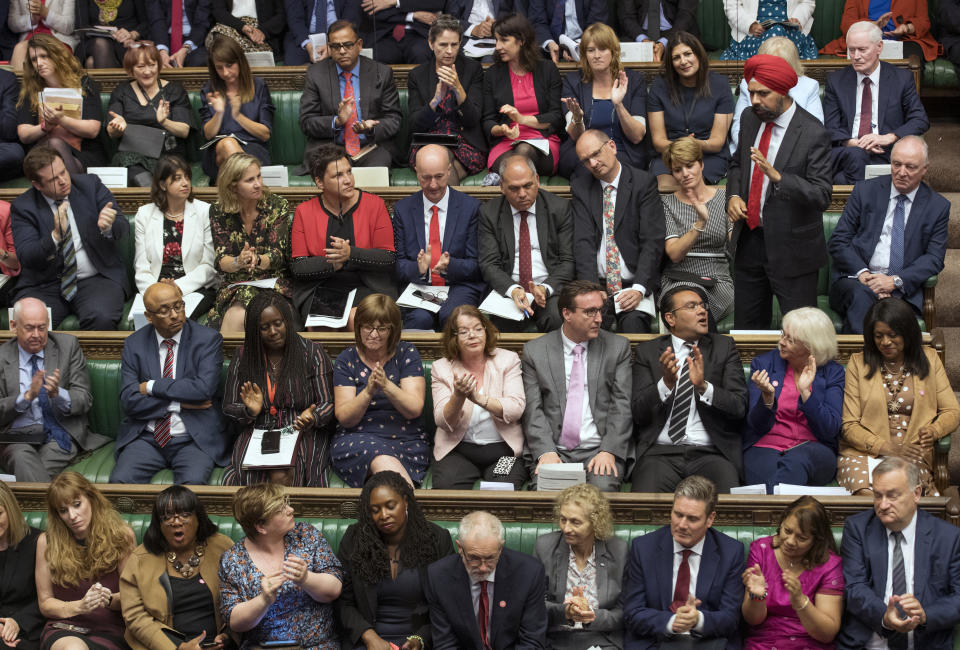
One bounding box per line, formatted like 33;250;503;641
578;306;609;318
361;325;392;336
578;139;611;165
670;300;708;314
161;511;195;524
457;326;485;338
329;41;358;51
146;301;186;317
413;290;448;306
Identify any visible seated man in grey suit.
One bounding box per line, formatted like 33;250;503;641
297;20;402;173
522;280;633;491
478;154;574;333
0;298;106;481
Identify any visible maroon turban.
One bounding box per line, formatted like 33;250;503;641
744;54;798;96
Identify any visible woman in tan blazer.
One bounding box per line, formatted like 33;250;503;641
120;485;235;650
430;305;528;490
838;298;959;495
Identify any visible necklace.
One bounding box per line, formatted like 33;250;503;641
167;544;205;578
164;211;184;220
883;363;910;414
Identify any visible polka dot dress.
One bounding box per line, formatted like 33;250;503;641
720;0;819;60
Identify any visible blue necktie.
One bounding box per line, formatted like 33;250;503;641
551;0;565;39
888;194;906;277
311;0;327;35
29;355;72;452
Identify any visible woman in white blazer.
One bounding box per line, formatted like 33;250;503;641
9;0;77;70
720;0;818;59
134;155;217;319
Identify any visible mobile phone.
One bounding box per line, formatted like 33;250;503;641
200;642;218;648
492;456;517;477
261;430;281;455
51;622;90;635
260;641;298;648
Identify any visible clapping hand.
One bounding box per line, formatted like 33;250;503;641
79;582;111;613
562;97;584;125
240;381;264;417
352;119;379;134
672;594;701;634
797;354;817;401
432;251;450;276
260;571;285;604
660;346;681;391
436;65;463;97
782;571;805;609
336;96;355;127
155;99;170;125
471;16;493;38
236;242;258;270
742;564;768;598
293;404;316;431
499;104;521;123
452;372;478;400
43;368;61;400
226;92;242;119
416;245;431;275
883;594;922;632
106;110;127;136
206;91;226;115
281;555;309;586
751;368;776;405
687;345;705;389
611;70;629;106
365;362;387;396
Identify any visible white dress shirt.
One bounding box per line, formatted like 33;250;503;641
231;0;257;18
595;166;645;297
422;188;450;284
852;65;882;139
656;335;715;446
543;0;583;50
864;184;919;276
866;511;918;650
466;0;496;38
559;328;599;450
665;536;707;634
750;100;797;223
145;329;185;438
45;195;96;281
506;203;552;296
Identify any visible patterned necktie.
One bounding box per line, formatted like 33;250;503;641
888;194;906;277
152;339;176;447
429;205;444;286
670;549;692;612
889;530;908;650
602;185;622;294
170;0;183;53
858;78;873;139
746;122;775;230
667;343;694;444
478;580;491;650
517;210;533;289
55;199;78;302
29;355;71;452
560;344;585;450
342;72;360;156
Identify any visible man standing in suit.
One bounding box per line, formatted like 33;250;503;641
828;136;947;334
572;129;663;333
727;54;833;330
838;456;960;650
521;280;632;491
528;0;606;62
631;286;747;493
0;298;106;482
394;144;486;330
11;146;130;330
622;475;745;649
617;0;698;60
147;0;212;68
478;154;574;332
823;21;929;184
284;0;362;64
298;20;402;173
425;510;547;649
111;283;226;485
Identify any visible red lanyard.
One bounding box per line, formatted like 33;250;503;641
265;359;278;416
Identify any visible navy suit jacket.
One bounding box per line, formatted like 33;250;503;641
828;176;949;312
0;70;19;145
425;547;548;649
283;0;361;52
147;0;212;50
621;525;745;649
527;0;607;46
837;508;960;650
118;319;228;465
393;187;485;292
451;0;518;32
822;62;929;151
10;174;130;297
742;349;845;451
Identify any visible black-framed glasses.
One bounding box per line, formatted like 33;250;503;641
147;301;186;317
577;305;608;318
329;41;358;51
161;511;195;525
361;324;392;336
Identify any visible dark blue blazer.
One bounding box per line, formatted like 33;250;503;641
10;174;130;297
393;187;485;292
283;0;361;53
0;70;18;145
527;0;607;47
743;349;845;451
837;508;960;650
117;319;228;465
425;547;548;649
828;176;949;312
147;0;212;50
822;62;929;151
621;525;745;650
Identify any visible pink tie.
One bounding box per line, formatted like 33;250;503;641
560;344;584;449
153;339;175;447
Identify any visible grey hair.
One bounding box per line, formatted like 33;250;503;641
674;475;718;515
457;511;505;543
847;20;882;44
498;152;538;178
757;36;804;76
11;298;50;327
873;456;921;488
429;13;463;42
782;307;838;366
892;135;929;166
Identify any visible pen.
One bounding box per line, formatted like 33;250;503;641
522;309;531;318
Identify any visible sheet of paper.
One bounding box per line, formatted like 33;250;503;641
620;41;654;62
479;481;515;491
227;277;278;290
867;456;883;479
773;484;849;496
308;33;327;62
397;283;444;313
518;138;550;155
86;167;127;188
463;38;496;58
305;288;356;328
614;290;656;317
244;51;275;68
260;165;289;188
558;34;580;61
479;291;535;321
730;484;767;495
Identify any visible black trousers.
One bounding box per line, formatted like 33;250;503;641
16;275;126;329
431;440;527;490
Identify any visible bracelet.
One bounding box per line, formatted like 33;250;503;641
483;395;490;409
797;596;811;611
572;119;584;126
692;225;706;233
405;635;424;648
748;590;767;601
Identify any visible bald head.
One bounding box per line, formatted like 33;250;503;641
12;298;50;354
499;154;540;212
415;144;452;203
144;282;186;338
890;135;929;194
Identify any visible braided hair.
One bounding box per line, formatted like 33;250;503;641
350;471;441;584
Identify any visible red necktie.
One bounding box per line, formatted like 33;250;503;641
746;121;774;230
478;580;491;650
393;24;406;41
170;0;183;54
342;72;360;156
153;339;175;448
670;549;692;612
428;205;444;286
858;78;873;138
518;210;532;289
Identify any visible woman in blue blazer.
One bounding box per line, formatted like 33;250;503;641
743;307;845;493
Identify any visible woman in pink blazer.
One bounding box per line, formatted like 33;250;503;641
430;305;528;490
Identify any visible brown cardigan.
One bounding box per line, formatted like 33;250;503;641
119;533;235;650
839;347;960;457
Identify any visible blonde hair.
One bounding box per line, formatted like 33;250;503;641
0;481;28;547
553;483;614;540
19;34;86;112
661;137;704;170
781;307;838;366
757;37;804;76
577;23;622;83
232;482;288;539
45;472;133;587
216;153;271;214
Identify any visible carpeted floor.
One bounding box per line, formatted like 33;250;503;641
925;122;960;192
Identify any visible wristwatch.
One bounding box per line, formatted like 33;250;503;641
893;275;903;290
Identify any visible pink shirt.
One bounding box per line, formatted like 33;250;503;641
0;201;18;277
755;367;817;452
487;68;561;172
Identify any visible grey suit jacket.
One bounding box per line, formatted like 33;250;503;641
0;333;107;450
533;531;627;650
521;329;633;462
297;56;402;172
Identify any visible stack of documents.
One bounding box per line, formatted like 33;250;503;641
537;463;586;491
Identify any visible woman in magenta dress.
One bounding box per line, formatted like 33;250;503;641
482;13;563;177
742;496;844;649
